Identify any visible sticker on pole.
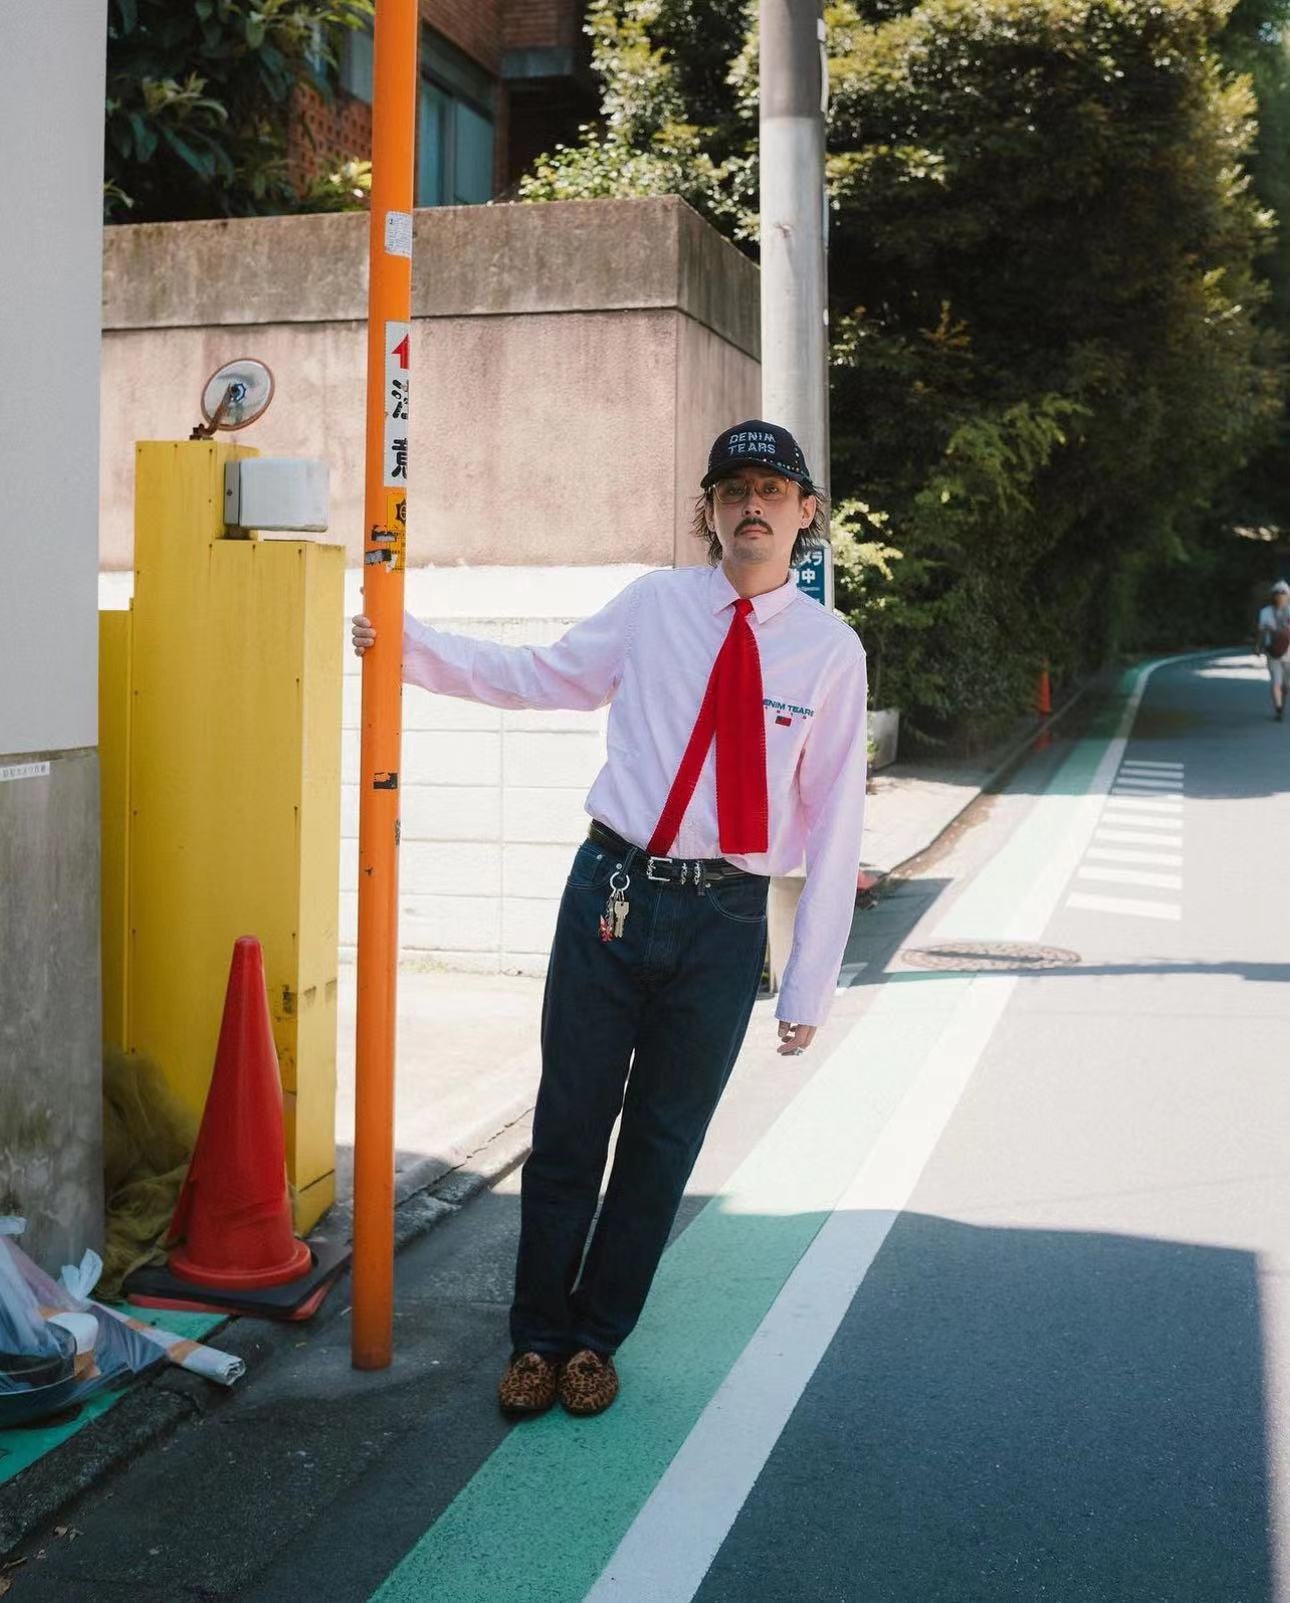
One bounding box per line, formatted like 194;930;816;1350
384;210;413;259
383;321;411;490
365;490;407;572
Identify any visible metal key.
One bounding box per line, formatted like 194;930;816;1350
600;869;631;943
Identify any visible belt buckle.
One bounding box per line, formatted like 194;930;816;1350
646;855;672;883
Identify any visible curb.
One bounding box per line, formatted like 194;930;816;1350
0;1105;534;1559
876;678;1091;884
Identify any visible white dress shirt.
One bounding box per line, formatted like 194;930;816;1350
403;563;868;1027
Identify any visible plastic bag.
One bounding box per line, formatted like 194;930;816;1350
0;1221;164;1427
0;1218;67;1392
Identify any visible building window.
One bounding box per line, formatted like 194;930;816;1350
333;22;495;206
417;28;496;207
338;23;374;104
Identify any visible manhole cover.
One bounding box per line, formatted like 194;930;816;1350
898;941;1081;973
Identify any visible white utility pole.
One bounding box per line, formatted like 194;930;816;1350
761;0;833;994
759;0;831;606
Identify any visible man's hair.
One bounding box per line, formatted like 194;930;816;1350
691;484;830;566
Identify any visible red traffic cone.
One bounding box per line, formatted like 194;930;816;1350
168;937;312;1291
1035;660;1053;717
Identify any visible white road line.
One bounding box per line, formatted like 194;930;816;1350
1107;793;1182;808
1120;760;1184;771
1076;864;1182;890
584;651;1211;1603
1103;807;1183;827
585;975;1020;1603
1095;827;1183;846
1112;777;1183;791
1085;847;1183;867
1066;891;1181;920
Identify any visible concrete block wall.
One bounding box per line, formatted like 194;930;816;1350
339;565;655;975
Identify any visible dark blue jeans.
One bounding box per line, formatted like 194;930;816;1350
509;833;769;1357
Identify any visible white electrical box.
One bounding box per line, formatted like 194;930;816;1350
224;458;330;532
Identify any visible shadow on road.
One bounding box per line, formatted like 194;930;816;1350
700;1211;1274;1603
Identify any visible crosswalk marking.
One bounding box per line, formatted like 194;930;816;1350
1104;807;1182;826
1070;764;1185;916
1076;864;1183;890
1095;827;1183;846
1085;846;1183;867
1066;891;1182;920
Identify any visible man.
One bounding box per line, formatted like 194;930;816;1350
351;420;867;1417
1256;579;1290;722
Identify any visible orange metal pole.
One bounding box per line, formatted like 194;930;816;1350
352;0;417;1371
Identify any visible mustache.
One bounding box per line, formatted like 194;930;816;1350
735;517;771;535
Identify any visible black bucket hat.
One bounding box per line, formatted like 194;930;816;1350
701;419;817;493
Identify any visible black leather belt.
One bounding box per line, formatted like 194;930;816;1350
588;820;755;888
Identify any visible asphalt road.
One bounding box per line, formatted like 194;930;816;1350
9;650;1290;1603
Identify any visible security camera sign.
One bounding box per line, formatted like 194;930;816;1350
792;546;828;605
384;321;411;490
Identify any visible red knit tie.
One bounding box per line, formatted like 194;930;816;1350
648;597;768;857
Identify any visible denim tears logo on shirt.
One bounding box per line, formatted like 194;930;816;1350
764;696;815;728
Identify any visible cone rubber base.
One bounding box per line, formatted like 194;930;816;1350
124;1240;350;1321
170;1234;312;1291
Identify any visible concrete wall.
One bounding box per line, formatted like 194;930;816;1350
100;199;761;973
0;758;103;1254
100;198;761;571
0;4;106;1261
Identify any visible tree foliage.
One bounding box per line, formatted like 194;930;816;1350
522;0;1288;737
105;0;373;222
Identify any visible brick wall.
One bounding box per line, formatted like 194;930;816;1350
285;2;587;200
499;0;593;189
425;0;501;71
502;0;581;52
287;83;374;192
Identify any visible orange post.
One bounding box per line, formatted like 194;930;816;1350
352;0;418;1371
1035;658;1053;717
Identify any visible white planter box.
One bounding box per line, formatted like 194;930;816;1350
868;707;900;771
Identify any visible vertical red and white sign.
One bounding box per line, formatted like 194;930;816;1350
383;321;411;489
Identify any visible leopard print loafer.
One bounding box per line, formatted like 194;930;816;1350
558;1349;619;1416
497;1351;562;1416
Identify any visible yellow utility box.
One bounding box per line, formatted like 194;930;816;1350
100;440;344;1230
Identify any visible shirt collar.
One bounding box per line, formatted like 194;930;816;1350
708;563;801;624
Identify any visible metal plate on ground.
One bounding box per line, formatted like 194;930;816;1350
898;941;1081;973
